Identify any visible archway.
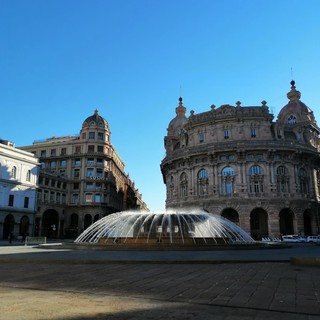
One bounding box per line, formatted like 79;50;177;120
42;209;59;238
221;208;239;225
94;214;100;222
303;210;312;236
3;214;14;240
84;214;92;230
279;208;294;235
250;208;268;240
19;216;29;237
66;213;79;239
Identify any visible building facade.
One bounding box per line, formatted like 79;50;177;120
161;81;320;239
21;110;147;239
0;140;39;240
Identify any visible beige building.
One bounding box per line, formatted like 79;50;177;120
21;110;147;238
161;81;320;239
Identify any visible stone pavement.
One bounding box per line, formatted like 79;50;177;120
0;242;319;320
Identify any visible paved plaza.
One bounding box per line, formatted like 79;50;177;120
0;242;319;320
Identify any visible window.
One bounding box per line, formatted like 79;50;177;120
74;159;81;166
87;158;94;165
50;191;54;202
199;133;205;143
26;170;31;182
50;161;56;168
179;172;188;197
86;182;94;190
96;182;102;190
298;168;309;194
24;197;29;208
249;165;264;193
94;194;101;203
98;132;104;140
8;194;14;207
75;146;81;154
59;169;66;176
96;168;103;178
50;149;56;156
71;194;79;204
61;148;67;155
96;158;103;165
74;169;80;179
51;179;56;187
224;130;229;139
197;169;209;196
97;145;103;152
86;168;94;178
85;193;93;202
88;145;95;153
221;166;235;194
60;160;66;167
81;132;86;139
73;183;79;190
287;115;297;124
41;150;46;157
276;166;289;193
11;166;17;179
251;127;256;138
56;193;61;203
89;132;95;139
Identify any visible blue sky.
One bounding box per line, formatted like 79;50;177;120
1;0;320;211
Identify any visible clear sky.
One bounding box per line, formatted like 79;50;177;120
1;0;320;212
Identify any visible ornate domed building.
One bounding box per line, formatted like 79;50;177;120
161;82;320;239
20;110;147;239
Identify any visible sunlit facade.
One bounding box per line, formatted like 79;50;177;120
0;140;39;240
161;82;320;239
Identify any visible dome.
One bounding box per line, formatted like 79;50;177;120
82;109;110;131
167;97;188;136
277;81;316;125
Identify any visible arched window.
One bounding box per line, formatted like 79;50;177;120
197;169;209;196
248;165;264;193
221;166;235;194
276;165;289;193
298;168;309;194
287;115;297;124
26;170;31;182
179;172;188;197
11;166;17;179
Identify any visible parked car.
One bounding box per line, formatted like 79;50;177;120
282;235;306;242
307;236;320;243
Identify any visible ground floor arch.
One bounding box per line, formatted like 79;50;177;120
84;214;92;230
3;214;15;240
19;215;30;237
42;209;59;238
221;208;239;225
279;208;294;235
250;208;268;240
303;209;312;236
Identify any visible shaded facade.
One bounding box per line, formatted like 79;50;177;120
161;82;320;239
21;110;147;238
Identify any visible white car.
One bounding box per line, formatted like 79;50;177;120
282;235;306;242
307;236;320;243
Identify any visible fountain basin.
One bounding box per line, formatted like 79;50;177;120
75;210;255;247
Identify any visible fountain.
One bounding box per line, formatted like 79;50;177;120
75;210;255;248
